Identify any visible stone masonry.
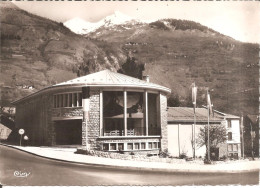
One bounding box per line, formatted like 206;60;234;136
82;89;100;150
160;93;168;151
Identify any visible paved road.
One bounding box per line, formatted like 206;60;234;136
0;145;259;186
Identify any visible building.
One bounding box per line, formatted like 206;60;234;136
12;70;171;154
167;107;242;159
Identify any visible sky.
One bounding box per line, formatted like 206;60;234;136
14;1;260;43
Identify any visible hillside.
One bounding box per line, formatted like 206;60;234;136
87;19;259;116
1;2;259;117
0;2;126;106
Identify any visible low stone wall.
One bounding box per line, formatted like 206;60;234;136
76;148;202;164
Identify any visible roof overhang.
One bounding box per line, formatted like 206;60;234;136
12;83;171;105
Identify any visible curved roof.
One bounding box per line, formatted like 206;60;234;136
54;70;171;93
12;70;171;104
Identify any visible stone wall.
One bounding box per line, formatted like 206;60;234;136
160;93;168;151
52;107;83;118
82;89;100;150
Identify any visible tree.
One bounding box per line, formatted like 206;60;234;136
118;56;144;79
167;94;180;107
196;123;227;159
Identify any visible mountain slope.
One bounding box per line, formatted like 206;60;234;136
0;2;126;105
87;19;259;116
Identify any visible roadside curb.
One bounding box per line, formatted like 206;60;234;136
1;143;259;174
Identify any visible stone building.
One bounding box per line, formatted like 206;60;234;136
12;70;171;154
167;107;242;159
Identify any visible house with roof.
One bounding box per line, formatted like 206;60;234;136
12;70;171;154
167;107;241;159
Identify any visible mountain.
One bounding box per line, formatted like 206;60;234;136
0;2;126;106
1;2;259;116
87;19;259;116
64;11;144;35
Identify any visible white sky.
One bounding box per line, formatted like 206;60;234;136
14;1;260;43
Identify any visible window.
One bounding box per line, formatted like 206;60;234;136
228;144;233;151
64;94;68;107
78;93;82;106
228;132;232;140
73;93;77;107
141;143;146;149
60;95;63;107
233;144;238;152
134;143;139;150
227;121;231;128
118;143;124;151
153;142;158;149
53;92;82;108
103;143;109;151
110;143;116;150
148;142;152;149
127;143;133;150
69;93;72;107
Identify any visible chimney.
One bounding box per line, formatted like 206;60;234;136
142;75;150;82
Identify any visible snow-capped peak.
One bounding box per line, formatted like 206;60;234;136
64;11;154;35
100;11;134;26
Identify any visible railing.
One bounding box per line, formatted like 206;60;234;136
104;129;135;136
103;127;161;136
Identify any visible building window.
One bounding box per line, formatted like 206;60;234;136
227;121;231;128
228;132;232;140
127;143;133;150
110;143;116;150
153;142;158;149
69;93;72;107
103;143;109;151
78;93;82;106
228;144;233;151
233;144;238;152
141;142;146;149
118;143;124;151
53;92;82;108
64;94;68;107
148;142;152;149
134;143;139;150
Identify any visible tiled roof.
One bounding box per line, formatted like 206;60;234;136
167;107;229;122
54;70;171;93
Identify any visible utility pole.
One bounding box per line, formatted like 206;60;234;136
207;89;210;162
192;82;197;159
240;115;244;158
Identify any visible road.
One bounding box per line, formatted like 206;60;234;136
0;145;259;186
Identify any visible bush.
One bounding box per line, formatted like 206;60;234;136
159;149;170;158
179;153;187;159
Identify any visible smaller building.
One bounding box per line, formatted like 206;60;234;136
167;107;241;159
